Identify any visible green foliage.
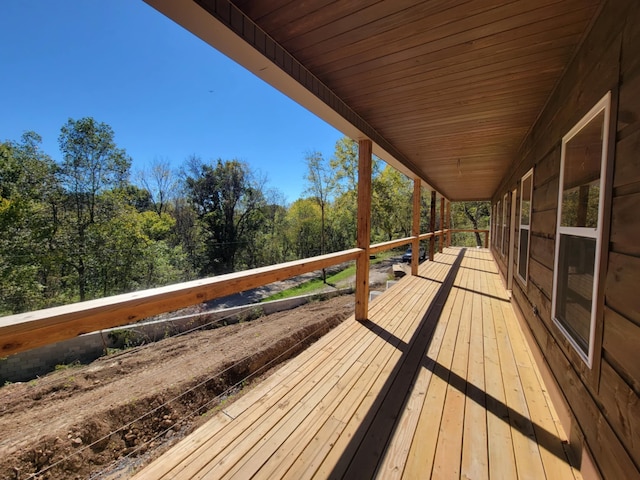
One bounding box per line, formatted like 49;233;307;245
139;211;175;241
285;199;322;259
372;166;413;241
0;120;196;314
185;158;267;274
0;123;491;317
0;134;58;313
54;361;81;371
450;201;490;247
57;117;133;301
107;329;144;349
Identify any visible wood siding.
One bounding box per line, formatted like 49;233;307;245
492;0;640;478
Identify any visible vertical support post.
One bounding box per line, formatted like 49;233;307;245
439;197;445;253
429;190;436;261
484;230;489;248
446;201;451;247
411;178;421;276
355;139;372;321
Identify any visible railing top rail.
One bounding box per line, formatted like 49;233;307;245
0;248;362;356
419;231;439;240
1;226;479;357
369;236;413;254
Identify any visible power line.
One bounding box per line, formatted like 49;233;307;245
26;319;332;479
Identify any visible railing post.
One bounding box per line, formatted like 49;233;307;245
429;190;436;261
484;230;489;248
411;178;421;276
439;196;445;253
446;200;451;247
356;139;372;321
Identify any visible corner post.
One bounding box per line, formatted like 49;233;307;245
446;201;451;247
439;196;445;253
411;178;421;276
429;190;436;261
355;139;372;321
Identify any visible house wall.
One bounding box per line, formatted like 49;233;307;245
492;0;640;478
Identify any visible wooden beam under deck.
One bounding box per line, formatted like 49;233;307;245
134;248;580;479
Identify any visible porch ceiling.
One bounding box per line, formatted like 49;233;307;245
146;0;602;201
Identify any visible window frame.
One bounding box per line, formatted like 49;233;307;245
493;203;498;247
496;200;502;250
551;91;611;368
516;168;534;286
501;193;508;257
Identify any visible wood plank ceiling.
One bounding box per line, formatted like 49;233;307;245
157;0;603;201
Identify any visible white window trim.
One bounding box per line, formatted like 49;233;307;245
551;91;611;368
516;168;534;286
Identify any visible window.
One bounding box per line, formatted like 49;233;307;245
496;200;502;250
501;193;508;256
517;169;534;285
492;204;497;246
552;92;611;367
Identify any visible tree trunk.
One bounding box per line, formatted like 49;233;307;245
463;205;482;247
78;260;86;302
321;203;327;283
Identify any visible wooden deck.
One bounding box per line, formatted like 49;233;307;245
134;248;580;479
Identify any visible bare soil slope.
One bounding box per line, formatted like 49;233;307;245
0;295;355;480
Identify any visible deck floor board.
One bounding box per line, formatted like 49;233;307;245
133;248;580;479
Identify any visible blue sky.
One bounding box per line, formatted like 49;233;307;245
0;1;344;202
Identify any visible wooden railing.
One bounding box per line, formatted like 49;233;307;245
0;249;362;356
0;228;488;357
447;228;490;248
369;232;435;254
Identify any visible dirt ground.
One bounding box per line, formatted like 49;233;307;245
0;294;357;480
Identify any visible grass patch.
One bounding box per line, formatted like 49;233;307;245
54;360;81;371
261;249;401;302
261;278;326;302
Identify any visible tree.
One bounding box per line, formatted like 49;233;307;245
57;117;132;300
138;158;176;216
450;201;490;246
329;137;359;196
304;151;332;282
172;195;204;271
248;189;291;266
285;199;322;259
371;165;413;241
328;137;384;248
326;192;356;251
184;158;266;274
0;133;59;313
329;136;383;197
